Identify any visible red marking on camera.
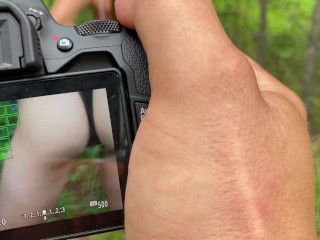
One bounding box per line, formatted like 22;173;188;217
52;35;59;41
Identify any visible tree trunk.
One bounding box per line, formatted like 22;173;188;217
257;0;268;66
303;0;320;120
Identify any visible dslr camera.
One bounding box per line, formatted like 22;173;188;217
0;0;150;239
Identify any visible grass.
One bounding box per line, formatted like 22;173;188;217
70;230;125;240
48;146;109;222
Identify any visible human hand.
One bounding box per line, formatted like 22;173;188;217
115;0;316;239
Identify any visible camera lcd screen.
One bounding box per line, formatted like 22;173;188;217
0;70;129;239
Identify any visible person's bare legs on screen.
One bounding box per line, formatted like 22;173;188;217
0;93;89;229
93;89;123;211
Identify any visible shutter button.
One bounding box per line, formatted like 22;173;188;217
57;38;73;52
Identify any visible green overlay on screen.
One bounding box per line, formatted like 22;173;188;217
0;103;20;161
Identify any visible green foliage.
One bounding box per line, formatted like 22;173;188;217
49;145;108;222
42;0;93;24
87;230;125;240
215;0;320;236
42;0;54;9
76;7;94;25
215;0;315;94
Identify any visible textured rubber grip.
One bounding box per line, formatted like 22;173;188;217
77;20;122;36
122;33;150;96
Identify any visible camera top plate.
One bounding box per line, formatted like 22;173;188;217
0;0;151;133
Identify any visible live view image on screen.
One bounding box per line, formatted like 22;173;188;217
0;88;123;231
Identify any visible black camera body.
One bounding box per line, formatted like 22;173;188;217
1;0;150;131
0;0;150;239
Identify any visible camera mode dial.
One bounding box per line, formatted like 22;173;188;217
26;11;42;31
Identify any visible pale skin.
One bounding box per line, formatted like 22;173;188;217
114;0;316;239
0;90;123;229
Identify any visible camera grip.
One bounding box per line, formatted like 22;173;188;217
121;32;151;96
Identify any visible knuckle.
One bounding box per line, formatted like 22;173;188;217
217;50;252;75
209;49;258;100
213;50;256;89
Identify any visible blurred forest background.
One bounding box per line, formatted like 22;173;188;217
43;0;320;238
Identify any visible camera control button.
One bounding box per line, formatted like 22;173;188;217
26;12;42;31
57;38;73;52
135;102;149;126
